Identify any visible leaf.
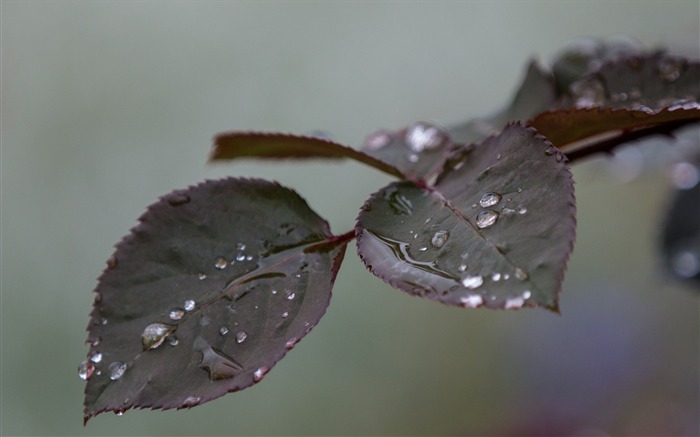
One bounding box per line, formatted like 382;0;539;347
83;178;349;423
661;155;700;286
360;121;458;182
449;59;557;144
533;52;700;149
355;123;575;311
211;131;405;179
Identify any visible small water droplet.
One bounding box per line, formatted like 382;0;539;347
517;206;527;215
476;210;499;229
90;351;103;363
504;296;525;309
406;153;419;163
78;360;95;380
458;264;467;272
184;300;196;312
281;311;289;318
285;290;296;300
418;246;428;252
430;230;449;249
503;273;510;280
425;218;432;224
253;367;269;382
285;337;298;349
168;335;179;346
517;187;523;193
460;293;483;308
522;290;532;300
246;255;254;261
214;256;228;270
89;337;101;347
115;410;125;416
236;243;246;251
106;255;118;269
672;250;700;278
198;273;207;280
236;331;248;344
365;130;392;151
142;323;175;350
670;162;700;190
271;289;278;295
169;308;185;321
182;396;201;407
515;268;528;280
611;92;628;102
461;275;484;289
100;317;108;326
570;76;606;108
479;192;502;207
657;55;686;83
236;254;246;262
219;327;229;336
491;273;501;282
405;122;449;153
168;193;191;206
108;361;127;380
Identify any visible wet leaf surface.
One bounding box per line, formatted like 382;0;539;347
356;124;575;311
83;178;349;422
212;131;404;178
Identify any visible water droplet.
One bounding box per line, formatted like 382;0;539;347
418;246;428;252
106;255;118;269
214;256;228;270
670;162;700;190
657;55;686;83
405;122;449;153
476;210;499;229
236;242;246;251
425;218;432;224
100;317;108;326
198;273;207;280
108;361;127;380
517;206;527;215
666;98;700;111
503;273;510;280
281;311;289;318
515;268;528;280
142;323;175;350
672;250;699;278
271;289;278;295
406;153;419;163
168;335;179;346
479;192;502;207
90;352;103;363
219;327;229;336
78;360;95;380
236;254;246;262
169;308;185;321
115;410;125;416
236;331;248;344
168;193;191;206
491;273;501;281
504;296;525;309
430;230;449;249
365;130;392;150
458;264;467;272
285;290;296;300
522;290;532;300
461;275;484;289
570;76;606;108
285;337;299;350
460;293;483;308
182;396;201;407
517;187;523;193
184;300;196;312
385;189;413;216
246;255;254;261
253;367;269;382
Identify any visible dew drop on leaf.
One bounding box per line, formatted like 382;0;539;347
184;300;196;312
458;264;468;272
253;367;269;382
479;192;502;208
285;337;299;350
142;323;175;351
168;336;179;347
570;76;606;108
169;308;185;321
430;230;449;249
214;257;228;270
281;311;289;318
182;396;201;407
491;273;501;281
405;122;449;153
515;268;529;280
219;327;229;336
504;295;525;309
672;250;700;278
197;273;207;280
476;210;499;229
89;352;103;363
670;162;700;190
656;54;686;83
78;360;95;381
460;293;484;308
365;130;392;150
108;361;127;381
284;290;296;301
236;254;246;262
461;275;484;289
523;290;532;300
236;331;248;344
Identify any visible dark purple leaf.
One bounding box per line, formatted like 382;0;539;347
211;131;404;178
360;121;458;182
356;124;575;311
83;178;349;423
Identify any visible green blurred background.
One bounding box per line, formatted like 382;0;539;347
2;1;699;435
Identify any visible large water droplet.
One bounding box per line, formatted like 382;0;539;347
363;231;455;280
253;367;269;382
214;257;228;270
78;360;95;380
479;192;501;207
142;323;175;350
184;300;196;312
386;189;413;215
476;210;499;229
430;230;449;249
90;351;103;364
570;76;606;108
656;55;686;83
108;361;127;380
365;130;392;150
405;122;449;153
196;337;242;380
169;308;185;321
236;331;248;344
461;275;484;289
460;293;483;308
